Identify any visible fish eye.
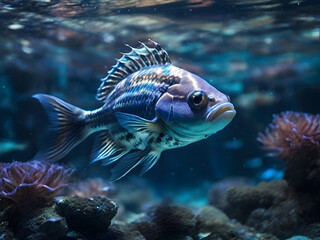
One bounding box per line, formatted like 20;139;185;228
187;90;208;109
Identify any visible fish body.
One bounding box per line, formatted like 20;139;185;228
34;40;236;181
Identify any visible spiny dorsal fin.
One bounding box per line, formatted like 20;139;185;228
96;39;171;102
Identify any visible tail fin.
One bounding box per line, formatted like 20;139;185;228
33;94;89;162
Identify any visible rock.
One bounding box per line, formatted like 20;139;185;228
133;204;198;240
197;205;231;233
132;220;160;240
66;231;85;240
18;206;68;240
55;196;118;235
220;180;288;222
0;220;16;240
220;180;320;239
201;231;247;240
39;217;68;237
246;200;301;239
101;223;146;240
208;178;254;208
302;223;320;238
285;236;312;240
147;204;198;239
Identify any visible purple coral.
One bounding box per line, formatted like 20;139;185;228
258;111;320;190
0;160;73;209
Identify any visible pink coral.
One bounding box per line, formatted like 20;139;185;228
258;111;320;157
258;111;320;190
0;160;73;209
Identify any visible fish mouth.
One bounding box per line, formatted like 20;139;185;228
205;102;236;122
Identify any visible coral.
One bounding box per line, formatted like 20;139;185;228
133;204;198;240
55;196;118;235
197;205;232;233
201;231;247;240
0;161;73;210
220;180;320;239
67;177;114;198
258;111;320;190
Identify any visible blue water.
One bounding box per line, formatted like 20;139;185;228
0;0;320;239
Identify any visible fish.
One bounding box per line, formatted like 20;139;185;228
33;40;236;181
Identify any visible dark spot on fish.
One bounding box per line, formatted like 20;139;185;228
160;75;167;83
126;133;134;141
119;135;125;141
166;136;173;142
156;132;165;143
174;140;180;146
148;138;154;144
159;84;169;93
168;76;175;85
205;134;208;138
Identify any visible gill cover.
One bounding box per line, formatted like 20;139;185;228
155;74;211;123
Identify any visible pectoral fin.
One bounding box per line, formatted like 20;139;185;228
115;112;159;138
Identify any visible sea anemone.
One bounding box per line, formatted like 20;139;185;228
0;160;73;210
258;111;320;190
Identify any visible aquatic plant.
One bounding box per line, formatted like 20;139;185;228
0;160;73;209
258;111;320;190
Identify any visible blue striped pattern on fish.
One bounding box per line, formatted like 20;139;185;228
33;40;236;181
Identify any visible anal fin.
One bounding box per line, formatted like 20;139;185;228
139;150;161;176
91;131;128;165
109;148;161;182
110;150;144;182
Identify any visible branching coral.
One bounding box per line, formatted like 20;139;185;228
258;111;320;190
0;160;73;209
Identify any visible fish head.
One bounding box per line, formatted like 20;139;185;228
155;70;236;139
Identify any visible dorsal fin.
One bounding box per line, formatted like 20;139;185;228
96;39;172;102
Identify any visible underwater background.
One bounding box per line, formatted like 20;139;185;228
1;0;320;239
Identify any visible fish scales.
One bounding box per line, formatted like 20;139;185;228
33;40;236;181
106;67;180;120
